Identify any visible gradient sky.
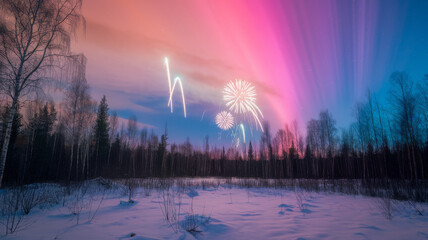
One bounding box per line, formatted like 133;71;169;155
70;0;428;146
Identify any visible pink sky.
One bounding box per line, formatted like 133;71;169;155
69;0;422;139
70;0;313;129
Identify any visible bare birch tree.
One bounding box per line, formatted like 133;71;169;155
62;54;91;181
389;72;420;180
0;0;84;187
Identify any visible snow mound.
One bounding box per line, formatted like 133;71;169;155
186;188;199;198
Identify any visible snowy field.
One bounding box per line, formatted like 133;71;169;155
1;178;428;240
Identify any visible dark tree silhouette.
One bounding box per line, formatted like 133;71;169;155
93;95;110;176
0;0;85;187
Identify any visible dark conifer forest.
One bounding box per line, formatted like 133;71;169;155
1;72;427;185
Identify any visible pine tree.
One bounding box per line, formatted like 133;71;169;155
27;103;57;181
248;141;254;161
304;144;312;160
159;123;168;177
289;141;297;160
93;96;110;176
288;141;297;178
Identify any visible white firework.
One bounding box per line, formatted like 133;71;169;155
216;111;234;130
223;79;256;114
223;79;264;131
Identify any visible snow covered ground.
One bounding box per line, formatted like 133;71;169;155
1;179;428;240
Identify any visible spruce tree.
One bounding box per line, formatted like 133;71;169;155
289;141;297;160
94;96;110;176
304;144;312;160
28;103;57;181
248;141;254;161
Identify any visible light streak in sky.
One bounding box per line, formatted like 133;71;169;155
223;79;264;131
201;110;206;121
232;123;246;148
240;123;246;143
215;111;234;130
164;57;187;118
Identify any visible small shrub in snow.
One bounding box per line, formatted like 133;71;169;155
87;189;106;223
375;197;395;220
125;178;138;203
64;181;109;224
0;187;30;235
186;188;199;198
180;198;211;234
19;184;56;215
181;214;202;233
92;177;113;189
67;183;89;224
20;187;38;215
407;200;424;216
295;188;306;212
160;188;182;233
180;213;211;234
143;187;152;197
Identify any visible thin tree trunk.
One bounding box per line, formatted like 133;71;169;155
76;140;80;181
68;134;74;182
107;141;112;167
0;96;18;188
94;141;99;177
375;98;388;178
51;131;57;173
86;141;90;179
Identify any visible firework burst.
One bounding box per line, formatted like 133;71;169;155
215;111;234;130
223;79;264;131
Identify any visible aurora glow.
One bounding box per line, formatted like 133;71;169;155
71;0;428;144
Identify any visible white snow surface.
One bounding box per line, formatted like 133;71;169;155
1;179;428;240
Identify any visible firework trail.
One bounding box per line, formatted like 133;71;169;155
235;137;240;149
215;111;234;130
240;123;246;143
223;79;264;131
201;110;206;121
232;123;246;148
164;57;187;118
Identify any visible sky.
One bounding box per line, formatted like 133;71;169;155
70;0;428;147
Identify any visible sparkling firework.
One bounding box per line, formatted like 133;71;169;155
223;79;264;131
215;111;234;130
164;57;187;118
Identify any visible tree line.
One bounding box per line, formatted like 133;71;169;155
0;0;427;187
1;71;426;185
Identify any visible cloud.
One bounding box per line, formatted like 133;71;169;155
115;115;155;130
81;19;238;72
89;86;156;118
72;17;283;116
